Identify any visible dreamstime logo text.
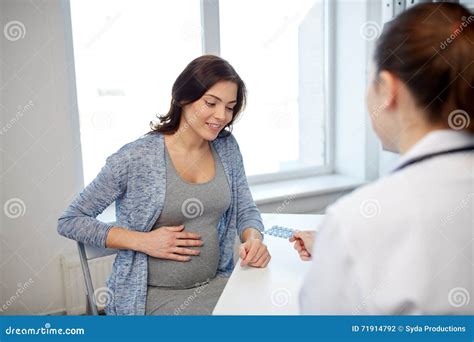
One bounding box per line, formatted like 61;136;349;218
174;282;209;315
0;101;34;135
0;278;34;313
440;15;474;50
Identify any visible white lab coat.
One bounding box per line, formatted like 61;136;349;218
300;130;473;314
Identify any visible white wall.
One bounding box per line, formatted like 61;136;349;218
1;0;83;315
0;0;386;315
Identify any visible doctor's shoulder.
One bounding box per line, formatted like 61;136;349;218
323;172;414;231
328;171;408;209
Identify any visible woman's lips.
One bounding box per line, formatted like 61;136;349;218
206;122;222;132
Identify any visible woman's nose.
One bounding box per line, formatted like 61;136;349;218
214;105;226;121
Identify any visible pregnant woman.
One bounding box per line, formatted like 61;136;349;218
58;55;271;315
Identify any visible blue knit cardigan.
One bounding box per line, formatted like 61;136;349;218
57;132;264;315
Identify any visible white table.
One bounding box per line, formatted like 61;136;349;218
213;213;324;315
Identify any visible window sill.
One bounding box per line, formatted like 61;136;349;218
98;174;366;222
250;174;366;213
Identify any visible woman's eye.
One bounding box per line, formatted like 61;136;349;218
205;101;216;107
226;107;234;112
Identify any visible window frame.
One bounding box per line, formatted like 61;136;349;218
201;0;336;185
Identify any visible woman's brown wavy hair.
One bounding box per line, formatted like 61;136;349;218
147;55;246;138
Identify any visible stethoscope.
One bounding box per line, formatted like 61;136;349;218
393;145;474;172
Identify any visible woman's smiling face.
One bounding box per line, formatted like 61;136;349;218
181;81;238;141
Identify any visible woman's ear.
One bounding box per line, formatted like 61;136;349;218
377;70;400;111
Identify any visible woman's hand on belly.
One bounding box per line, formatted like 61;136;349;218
137;225;203;261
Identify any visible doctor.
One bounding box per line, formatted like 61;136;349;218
291;2;473;314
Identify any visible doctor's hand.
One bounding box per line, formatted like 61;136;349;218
138;225;203;261
239;239;271;268
289;231;316;261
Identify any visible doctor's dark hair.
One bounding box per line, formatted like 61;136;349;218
147;55;246;138
374;2;474;134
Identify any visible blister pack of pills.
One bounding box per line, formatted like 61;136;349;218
263;225;295;238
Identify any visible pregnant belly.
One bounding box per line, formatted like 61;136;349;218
147;229;220;289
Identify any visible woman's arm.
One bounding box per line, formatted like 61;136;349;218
58;147;204;261
230;136;270;267
239;227;270;267
57;153;125;248
106;225;203;261
242;227;263;242
231;137;265;241
105;226;143;250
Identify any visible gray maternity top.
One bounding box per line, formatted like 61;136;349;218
146;144;231;315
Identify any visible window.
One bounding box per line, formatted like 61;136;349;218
70;0;330;186
219;0;329;181
70;0;202;184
